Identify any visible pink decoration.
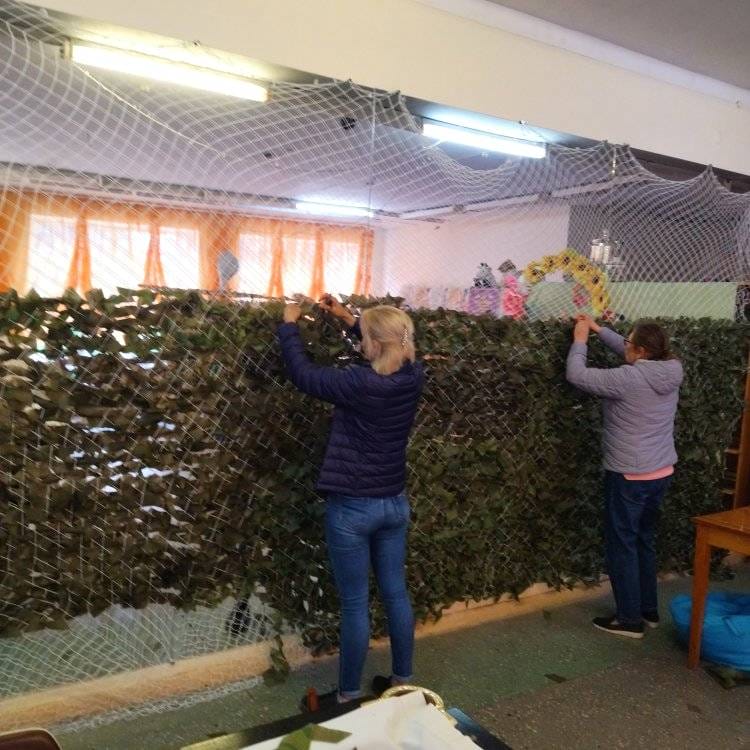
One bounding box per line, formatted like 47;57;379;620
501;275;528;319
572;283;588;309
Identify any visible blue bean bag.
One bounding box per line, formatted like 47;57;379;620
670;592;750;671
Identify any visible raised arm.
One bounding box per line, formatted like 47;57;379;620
347;319;362;340
566;341;631;399
598;327;626;358
576;315;626;359
566;317;631;398
277;322;361;405
318;293;361;340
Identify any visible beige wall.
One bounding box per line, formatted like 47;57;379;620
378;205;570;295
28;0;750;174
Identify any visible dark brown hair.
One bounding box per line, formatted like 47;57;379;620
630;322;675;361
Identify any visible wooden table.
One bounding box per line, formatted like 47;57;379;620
689;506;750;668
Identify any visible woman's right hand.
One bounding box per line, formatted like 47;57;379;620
576;313;601;334
319;293;356;327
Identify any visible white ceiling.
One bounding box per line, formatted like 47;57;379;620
0;12;619;214
487;0;750;90
1;0;748;219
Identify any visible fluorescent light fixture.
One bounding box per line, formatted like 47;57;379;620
422;121;546;159
551;175;645;198
295;201;373;218
399;205;455;219
70;43;268;102
465;194;541;211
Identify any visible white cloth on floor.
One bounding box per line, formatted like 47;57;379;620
242;691;481;749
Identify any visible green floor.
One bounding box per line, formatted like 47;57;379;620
57;567;750;750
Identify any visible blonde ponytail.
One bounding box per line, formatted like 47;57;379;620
360;306;415;376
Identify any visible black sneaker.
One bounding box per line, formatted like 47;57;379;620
642;612;660;629
371;675;393;697
592;616;644;639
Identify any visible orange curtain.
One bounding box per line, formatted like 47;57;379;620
0;191;32;292
143;219;166;287
245;218;369;299
266;223;284;298
309;227;326;301
200;214;241;292
354;229;374;296
2;190;374;299
65;212;92;294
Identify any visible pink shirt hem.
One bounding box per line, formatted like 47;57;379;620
624;466;674;481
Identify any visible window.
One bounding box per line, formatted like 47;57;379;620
26;214;76;297
25;211;369;299
324;239;361;296
88;219;150;295
160;227;200;289
237;232;274;295
237;229;363;298
282;236;317;297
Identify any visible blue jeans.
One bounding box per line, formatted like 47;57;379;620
604;471;672;625
326;493;414;698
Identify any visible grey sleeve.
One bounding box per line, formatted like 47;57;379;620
566;342;632;399
598;327;626;358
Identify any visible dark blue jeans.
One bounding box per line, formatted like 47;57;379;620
325;493;414;698
604;471;672;625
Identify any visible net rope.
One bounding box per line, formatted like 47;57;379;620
0;0;749;727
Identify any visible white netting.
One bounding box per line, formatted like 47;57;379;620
0;0;749;728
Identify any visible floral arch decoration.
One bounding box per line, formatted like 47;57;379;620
523;248;614;318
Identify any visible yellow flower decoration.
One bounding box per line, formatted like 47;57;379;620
558;249;577;267
571;264;590;281
593;293;611;315
540;255;557;273
523;248;615;318
523;262;546;284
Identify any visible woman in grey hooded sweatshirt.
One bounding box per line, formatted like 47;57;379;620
567;315;683;639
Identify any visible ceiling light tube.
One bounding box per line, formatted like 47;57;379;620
70;42;268;102
399;205;456;219
465;194;541;211
422;120;546;159
295;201;373;218
551;175;646;197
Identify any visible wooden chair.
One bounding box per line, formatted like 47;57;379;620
0;729;61;750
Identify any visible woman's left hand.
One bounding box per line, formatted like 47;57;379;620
576;313;601;334
573;318;590;343
283;303;302;323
